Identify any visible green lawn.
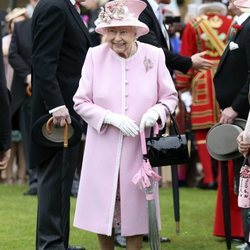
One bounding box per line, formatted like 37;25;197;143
0;184;240;249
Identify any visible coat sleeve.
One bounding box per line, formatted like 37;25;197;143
232;23;250;113
32;5;66;110
0;31;11;151
138;8;192;74
9;22;31;82
152;48;178;129
73;48;109;134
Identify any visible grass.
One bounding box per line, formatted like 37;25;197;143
0;184;240;250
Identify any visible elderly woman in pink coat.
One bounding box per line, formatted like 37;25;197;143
73;0;178;249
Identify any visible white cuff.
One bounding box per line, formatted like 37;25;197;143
49;105;66;114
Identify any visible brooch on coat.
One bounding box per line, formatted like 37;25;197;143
143;56;153;73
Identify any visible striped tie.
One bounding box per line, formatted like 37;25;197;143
75;1;81;14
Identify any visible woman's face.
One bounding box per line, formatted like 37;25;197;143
105;26;137;58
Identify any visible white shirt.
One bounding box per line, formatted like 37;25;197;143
147;0;170;48
147;0;160;19
236;12;250;25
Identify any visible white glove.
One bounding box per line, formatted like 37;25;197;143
52;106;71;126
140;108;159;131
104;112;139;137
180;91;192;113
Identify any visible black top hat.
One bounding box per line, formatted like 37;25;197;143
206;118;246;161
32;114;83;148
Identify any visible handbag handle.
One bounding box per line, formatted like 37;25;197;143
161;103;182;138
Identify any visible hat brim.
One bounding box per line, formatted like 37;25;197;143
95;18;149;38
208;149;242;161
206;118;246;161
32;114;82;148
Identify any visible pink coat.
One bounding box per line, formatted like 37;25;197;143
73;42;178;236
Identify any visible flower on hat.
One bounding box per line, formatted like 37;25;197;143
96;0;133;24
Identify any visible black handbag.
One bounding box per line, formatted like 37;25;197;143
146;104;189;167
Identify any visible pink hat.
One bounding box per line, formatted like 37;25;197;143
95;0;149;38
234;0;250;12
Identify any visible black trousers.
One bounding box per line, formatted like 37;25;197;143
36;143;80;250
19;98;38;188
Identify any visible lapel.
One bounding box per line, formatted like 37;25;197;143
65;0;92;44
215;16;250;75
143;0;169;49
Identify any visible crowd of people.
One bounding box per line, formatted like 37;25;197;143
1;0;250;249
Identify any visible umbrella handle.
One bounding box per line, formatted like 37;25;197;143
26;84;32;96
46;117;69;148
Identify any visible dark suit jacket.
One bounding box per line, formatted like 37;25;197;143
9;18;32;116
214;17;250;120
138;0;192;74
31;0;92;166
0;28;11;151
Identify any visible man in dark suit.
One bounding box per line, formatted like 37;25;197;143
0;27;11;169
31;0;92;249
214;0;250;248
139;0;213;74
9;10;37;194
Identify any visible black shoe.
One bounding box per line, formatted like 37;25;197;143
160;237;171;243
67;246;85;250
23;188;37;195
143;235;170;243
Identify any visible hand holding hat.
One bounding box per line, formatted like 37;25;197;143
52;106;71;127
219;106;238;124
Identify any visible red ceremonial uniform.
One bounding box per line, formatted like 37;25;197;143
176;8;243;239
176;12;232;185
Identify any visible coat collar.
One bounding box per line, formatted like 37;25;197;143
215;16;250;75
65;0;92;45
142;0;169;49
236;12;250;25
